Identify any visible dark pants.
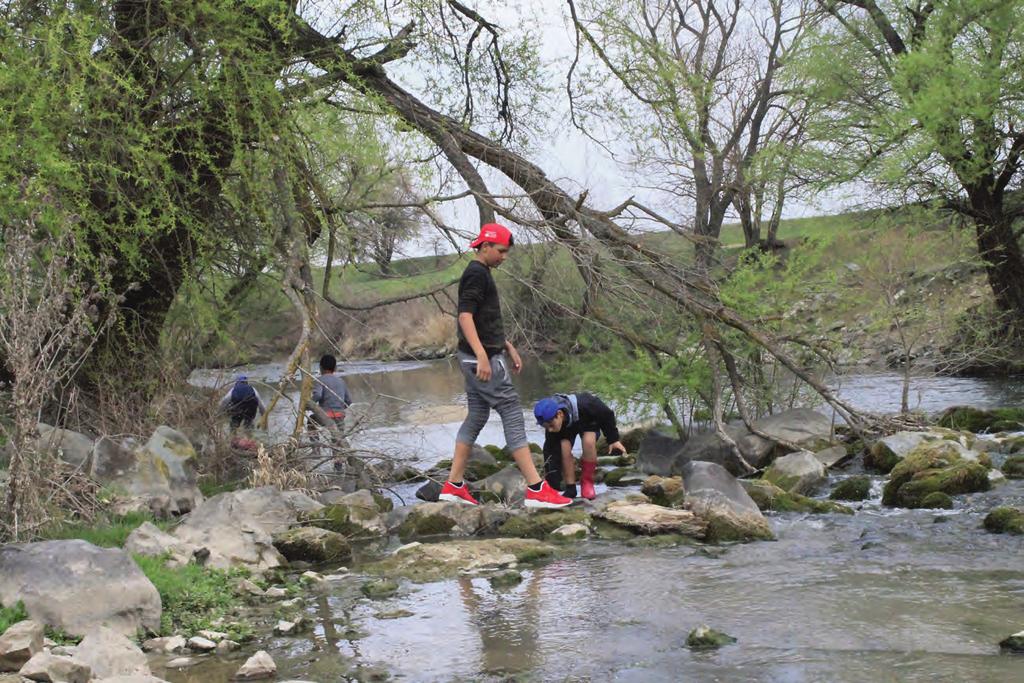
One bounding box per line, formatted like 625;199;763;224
228;397;259;429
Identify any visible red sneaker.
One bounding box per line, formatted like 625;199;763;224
524;481;573;509
439;481;479;506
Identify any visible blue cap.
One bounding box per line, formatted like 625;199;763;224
235;374;248;382
534;397;561;425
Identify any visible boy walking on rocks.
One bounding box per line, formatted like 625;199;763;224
439;223;571;509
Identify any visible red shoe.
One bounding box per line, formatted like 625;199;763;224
580;460;597;500
439;481;479;506
524;481;572;509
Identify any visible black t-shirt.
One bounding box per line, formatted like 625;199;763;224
457;260;506;355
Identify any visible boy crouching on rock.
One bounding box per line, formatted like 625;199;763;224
534;392;627;500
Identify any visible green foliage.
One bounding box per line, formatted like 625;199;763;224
132;554;249;637
0;600;28;636
41;512;168;548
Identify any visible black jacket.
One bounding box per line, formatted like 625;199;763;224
542;392;619;485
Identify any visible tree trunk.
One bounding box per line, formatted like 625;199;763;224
734;190;760;249
974;214;1024;326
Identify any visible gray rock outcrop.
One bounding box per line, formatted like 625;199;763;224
681;461;773;542
763;451;827;495
171;486;323;571
0;542;161;637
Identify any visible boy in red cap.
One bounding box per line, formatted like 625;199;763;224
439;224;572;509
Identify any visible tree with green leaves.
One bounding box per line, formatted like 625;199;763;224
566;0;815;264
808;0;1024;328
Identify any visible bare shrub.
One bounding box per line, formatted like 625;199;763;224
0;203;111;539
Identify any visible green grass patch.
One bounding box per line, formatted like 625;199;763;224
41;511;169;548
132;554;251;638
0;600;28;636
197;477;246;498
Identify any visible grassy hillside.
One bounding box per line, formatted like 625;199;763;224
175;206;1018;373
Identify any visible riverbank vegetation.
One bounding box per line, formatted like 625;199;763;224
2;1;1024;539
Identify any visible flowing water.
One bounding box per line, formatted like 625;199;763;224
177;361;1024;682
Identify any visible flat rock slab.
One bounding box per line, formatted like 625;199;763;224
594;501;707;537
363;538;555;582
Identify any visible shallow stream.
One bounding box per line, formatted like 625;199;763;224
175;361;1024;682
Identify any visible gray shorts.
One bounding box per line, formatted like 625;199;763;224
455;350;529;451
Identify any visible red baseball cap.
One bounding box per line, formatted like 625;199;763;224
470;223;513;248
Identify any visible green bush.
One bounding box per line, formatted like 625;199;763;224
132;555;249;637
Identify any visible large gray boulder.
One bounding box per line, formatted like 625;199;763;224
681;461;773;542
0;620;44;672
866;431;931;472
635;430;686;476
763;451;827;495
0;541;161;637
35;424;93;470
736;409;836;468
90;427;203;517
172;486;323;571
675;425;754;477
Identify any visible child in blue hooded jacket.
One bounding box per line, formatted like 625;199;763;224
534;392;627;500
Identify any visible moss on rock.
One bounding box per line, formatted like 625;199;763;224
497;509;589;540
983;506;1024;535
882;441;990;508
919;491;954;509
686;625;736;649
744;479;853;514
640;476;686;508
360;578;399;599
1002;455;1024;479
272;527;350;563
396;513;457;540
865;442;903;474
364;539;555;582
937;406;1024;433
829;476;872;501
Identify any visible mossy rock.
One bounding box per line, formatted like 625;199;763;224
528;442;543;455
603;467;642;487
844;437;866;458
864;442;903;474
488;570;523;589
302;504;382;539
640;476;686;508
591;518;637;541
272;527;350;564
983;506;1024;534
360;578;399;599
1002;455;1024;479
497;509;589;540
743;479;853;515
396;513;457;540
882;442;989;508
919;491;954;509
626;533;692;548
829;476;872;501
483;444;505;458
371;492;394;513
1005;437;1024;454
999;631;1024;653
936;406;1024;433
619;426;653;454
686;625;737;649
